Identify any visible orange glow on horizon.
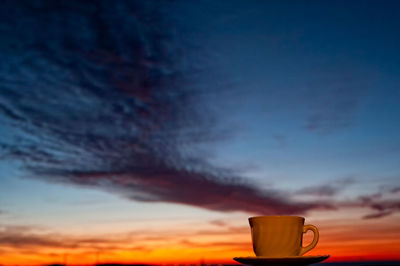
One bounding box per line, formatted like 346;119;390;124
2;238;399;265
2;215;400;265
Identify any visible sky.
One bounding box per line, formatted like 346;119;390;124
0;0;400;265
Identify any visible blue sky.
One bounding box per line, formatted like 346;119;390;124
173;0;400;193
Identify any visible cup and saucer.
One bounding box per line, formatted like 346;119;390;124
233;216;330;266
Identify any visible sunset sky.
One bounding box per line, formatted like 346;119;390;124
1;0;400;265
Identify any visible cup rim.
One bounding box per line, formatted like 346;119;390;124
249;215;305;221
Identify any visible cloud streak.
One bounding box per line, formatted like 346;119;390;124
295;177;355;197
344;187;400;219
360;198;400;220
0;0;336;216
0;224;156;259
0;1;394;219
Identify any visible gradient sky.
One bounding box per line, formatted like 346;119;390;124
1;0;400;265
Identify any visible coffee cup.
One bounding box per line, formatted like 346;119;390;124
249;216;319;257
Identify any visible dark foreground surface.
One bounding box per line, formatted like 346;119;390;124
39;262;400;266
317;263;400;266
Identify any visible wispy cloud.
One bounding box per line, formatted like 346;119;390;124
295;177;400;219
389;187;400;193
0;1;394;220
343;187;400;219
296;177;355;197
362;211;394;219
0;223;250;252
0;223;254;264
304;66;371;133
209;220;227;227
179;239;250;250
0;225;150;252
0;1;334;216
360;198;400;220
197;222;249;236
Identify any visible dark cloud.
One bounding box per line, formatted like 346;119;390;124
390;187;400;193
0;1;334;215
360;199;400;219
295;178;400;219
363;211;394;220
349;188;400;219
39;168;333;215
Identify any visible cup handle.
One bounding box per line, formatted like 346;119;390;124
299;224;319;256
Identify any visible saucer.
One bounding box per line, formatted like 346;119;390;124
233;255;329;266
